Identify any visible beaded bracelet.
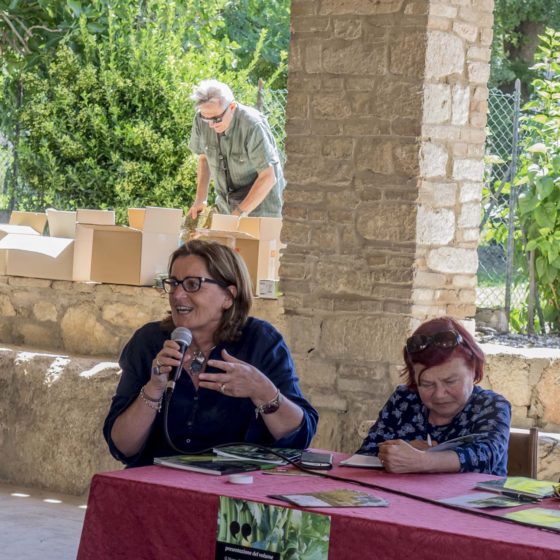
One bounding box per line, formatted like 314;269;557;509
139;386;162;413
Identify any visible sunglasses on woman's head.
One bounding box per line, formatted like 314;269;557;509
405;330;463;354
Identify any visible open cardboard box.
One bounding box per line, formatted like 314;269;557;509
0;209;115;281
0;224;41;274
195;214;283;298
73;207;182;286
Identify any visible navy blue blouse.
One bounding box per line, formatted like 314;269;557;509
104;317;318;467
357;385;511;475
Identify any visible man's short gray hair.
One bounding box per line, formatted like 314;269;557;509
191;80;235;107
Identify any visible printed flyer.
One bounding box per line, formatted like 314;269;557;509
215;496;331;560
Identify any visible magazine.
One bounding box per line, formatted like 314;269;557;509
503;507;560;531
339;454;383;468
154;455;272;476
426;433;483;452
212;445;302;465
438;492;531;509
475;476;557;500
269;489;389;508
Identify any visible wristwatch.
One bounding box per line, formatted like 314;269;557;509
255;390;282;418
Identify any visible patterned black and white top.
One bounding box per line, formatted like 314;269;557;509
357;385;512;475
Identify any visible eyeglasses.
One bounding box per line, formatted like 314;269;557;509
406;330;463;354
162;276;227;293
197;105;230;124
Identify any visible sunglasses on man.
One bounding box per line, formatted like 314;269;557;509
406;330;463;354
197;104;231;124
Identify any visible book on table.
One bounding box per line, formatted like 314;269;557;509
339;454;383;468
270;489;389;508
212;445;303;465
475;476;558;500
153;454;274;476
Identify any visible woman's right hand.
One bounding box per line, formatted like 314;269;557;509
149;339;186;392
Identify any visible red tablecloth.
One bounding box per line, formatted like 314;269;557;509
78;454;560;560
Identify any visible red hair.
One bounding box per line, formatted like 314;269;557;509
401;316;485;390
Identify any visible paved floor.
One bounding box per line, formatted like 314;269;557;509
0;483;87;560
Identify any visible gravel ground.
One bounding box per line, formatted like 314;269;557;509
476;329;560;349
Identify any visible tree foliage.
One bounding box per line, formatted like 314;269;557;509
0;0;286;219
515;29;560;331
491;0;560;91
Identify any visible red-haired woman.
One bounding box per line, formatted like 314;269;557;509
357;317;511;475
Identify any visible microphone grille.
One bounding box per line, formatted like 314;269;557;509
171;327;193;346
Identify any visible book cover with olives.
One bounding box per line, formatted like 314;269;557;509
215;496;331;559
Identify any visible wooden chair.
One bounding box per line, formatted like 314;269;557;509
507;427;539;478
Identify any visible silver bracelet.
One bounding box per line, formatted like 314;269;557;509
139;386;162;413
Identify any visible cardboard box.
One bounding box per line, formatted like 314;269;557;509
46;208;115;238
73;207;182;285
0;234;74;280
0;225;41;274
9;211;47;234
196;214;283;297
46;209;77;238
0;209;117;281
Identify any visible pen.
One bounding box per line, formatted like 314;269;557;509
427;434;433;447
500;491;540;503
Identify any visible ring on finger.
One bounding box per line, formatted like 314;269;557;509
152;365;161;376
156;358;163;367
220;383;227;394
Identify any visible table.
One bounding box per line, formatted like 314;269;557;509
78;455;560;560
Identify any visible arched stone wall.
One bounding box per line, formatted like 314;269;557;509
282;0;494;450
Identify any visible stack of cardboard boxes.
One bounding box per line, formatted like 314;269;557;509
0;208;283;297
0;207;182;286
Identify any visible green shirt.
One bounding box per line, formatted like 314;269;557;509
189;103;285;217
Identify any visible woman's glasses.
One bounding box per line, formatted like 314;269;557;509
406;330;463;354
162;276;227;293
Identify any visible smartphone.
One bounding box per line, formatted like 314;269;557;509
299;451;333;470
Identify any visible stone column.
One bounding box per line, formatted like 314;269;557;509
282;0;494;451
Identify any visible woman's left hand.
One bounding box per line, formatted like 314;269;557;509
378;440;426;473
198;349;276;401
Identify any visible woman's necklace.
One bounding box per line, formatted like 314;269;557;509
187;346;216;375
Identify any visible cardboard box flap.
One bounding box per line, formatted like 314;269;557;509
0;225;40;236
76;209;115;226
128;207;183;234
46;209;77;238
210;214;282;241
8;211;47;234
0;233;73;258
195;228;257;241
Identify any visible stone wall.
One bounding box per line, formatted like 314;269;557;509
0;276;284;358
282;0;494;450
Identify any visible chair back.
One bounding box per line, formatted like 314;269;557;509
507;427;538;478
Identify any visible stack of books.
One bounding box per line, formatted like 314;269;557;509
154;445;302;476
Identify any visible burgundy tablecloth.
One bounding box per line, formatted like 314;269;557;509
77;454;560;560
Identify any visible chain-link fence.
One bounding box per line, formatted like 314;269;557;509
478;80;526;319
256;81;287;164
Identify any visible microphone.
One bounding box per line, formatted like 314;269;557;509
166;327;193;395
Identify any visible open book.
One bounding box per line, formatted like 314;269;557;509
475;476;557;500
212;445;302;465
154;455;272;476
426;433;483;452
